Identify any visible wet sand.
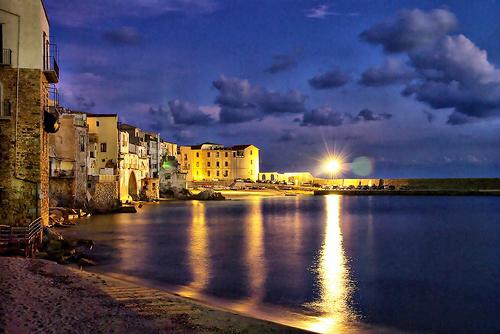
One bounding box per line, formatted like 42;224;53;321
0;257;308;333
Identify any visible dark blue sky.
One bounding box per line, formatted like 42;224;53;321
44;0;500;178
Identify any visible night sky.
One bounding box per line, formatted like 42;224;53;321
43;0;500;178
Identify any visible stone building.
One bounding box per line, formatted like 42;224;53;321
158;155;187;192
118;124;150;202
0;0;60;227
258;172;314;185
48;111;89;208
145;132;160;178
179;143;259;184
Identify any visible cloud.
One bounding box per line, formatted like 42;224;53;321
168;99;215;125
403;34;500;123
362;9;500;124
213;75;307;123
309;69;350;89
103;27;141;45
265;54;298;74
301;107;345;126
44;0;218;27
360;8;457;53
359;58;415;86
423;110;435;123
305;4;359;19
279;129;298;142
353;109;392;122
305;5;333;19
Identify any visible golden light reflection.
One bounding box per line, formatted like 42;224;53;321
307;195;356;333
233;197;266;311
182;200;210;297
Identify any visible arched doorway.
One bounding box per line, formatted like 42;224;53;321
128;171;138;200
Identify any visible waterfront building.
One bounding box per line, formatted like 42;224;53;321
145;132;160;178
0;0;60;227
158;155;187;192
118;123;151;202
258;172;314;185
179;143;259;184
48;111;89;208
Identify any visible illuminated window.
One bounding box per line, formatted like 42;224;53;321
184;154;187;160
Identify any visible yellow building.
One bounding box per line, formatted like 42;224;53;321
179;143;259;183
86;114;119;175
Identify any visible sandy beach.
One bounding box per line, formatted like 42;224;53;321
0;257;308;334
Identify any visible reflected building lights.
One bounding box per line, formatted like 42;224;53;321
308;195;356;333
182;200;210;297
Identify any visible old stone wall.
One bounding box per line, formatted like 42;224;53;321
91;181;119;212
0;67;48;226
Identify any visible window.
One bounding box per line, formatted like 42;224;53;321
233;152;236;157
216;161;220;167
225;161;228;167
225;152;228;158
79;135;85;152
196;152;199;157
251;160;253;165
0;101;11;118
96;121;100;127
207;162;211;167
208;171;211;177
184;154;187;160
196;162;199;167
217;170;220;177
216;152;220;158
101;159;105;163
224;170;228;177
250;150;253;155
100;143;107;152
207;152;211;158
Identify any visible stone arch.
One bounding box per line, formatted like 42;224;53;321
128;171;138;199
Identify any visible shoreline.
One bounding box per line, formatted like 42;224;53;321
0;257;310;333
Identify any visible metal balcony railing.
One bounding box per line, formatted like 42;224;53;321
1;49;12;66
43;43;59;83
1;101;11;118
48;85;60;109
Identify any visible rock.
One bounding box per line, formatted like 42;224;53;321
194;189;225;201
78;258;97;267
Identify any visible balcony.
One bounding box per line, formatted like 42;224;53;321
44;86;60;133
43;43;59;83
0;101;11;118
1;49;12;66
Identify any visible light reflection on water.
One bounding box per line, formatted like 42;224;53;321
67;195;500;334
306;195;356;333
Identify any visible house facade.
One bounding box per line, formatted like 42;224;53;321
179;143;259;184
48;111;89;207
0;0;60;227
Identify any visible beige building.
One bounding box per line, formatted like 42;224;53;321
179;143;259;184
0;0;60;227
86;114;119;175
48;111;88;208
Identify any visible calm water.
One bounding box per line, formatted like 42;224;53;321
67;195;500;333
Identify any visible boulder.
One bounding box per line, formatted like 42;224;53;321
194;189;225;201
